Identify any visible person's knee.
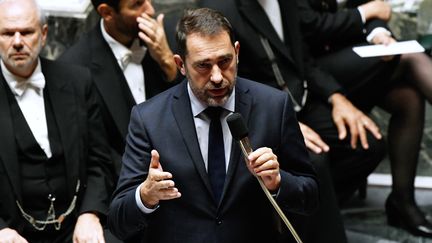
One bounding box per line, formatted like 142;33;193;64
356;134;386;171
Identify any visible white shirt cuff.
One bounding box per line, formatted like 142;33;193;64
357;7;366;24
135;183;159;214
366;27;392;43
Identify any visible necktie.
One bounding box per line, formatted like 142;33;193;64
11;72;45;96
120;52;132;70
205;106;226;202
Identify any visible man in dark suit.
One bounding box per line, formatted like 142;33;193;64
59;0;178;177
297;0;397;109
108;8;318;243
197;0;396;242
0;0;113;242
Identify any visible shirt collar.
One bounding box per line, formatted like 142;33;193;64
100;19;147;66
187;81;235;118
2;58;45;96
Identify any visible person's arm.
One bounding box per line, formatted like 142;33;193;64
297;0;365;44
297;0;392;45
73;70;113;242
137;13;178;82
267;95;319;215
108;106;167;240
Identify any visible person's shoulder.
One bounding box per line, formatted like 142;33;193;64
237;77;286;97
136;80;185;110
58;25;100;63
42;58;92;88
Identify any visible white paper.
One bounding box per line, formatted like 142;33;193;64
353;40;425;58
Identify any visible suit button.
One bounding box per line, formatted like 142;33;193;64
216;217;222;225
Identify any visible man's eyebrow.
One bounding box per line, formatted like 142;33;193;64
192;54;234;64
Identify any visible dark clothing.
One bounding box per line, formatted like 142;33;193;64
197;0;389;242
108;78;319;243
0;58;112;240
59;23;173;178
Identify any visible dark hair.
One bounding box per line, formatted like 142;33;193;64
176;8;235;59
91;0;120;12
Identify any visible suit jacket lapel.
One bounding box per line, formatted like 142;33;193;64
0;73;22;201
171;82;214;197
89;27;134;139
237;0;293;61
42;59;79;198
220;78;252;205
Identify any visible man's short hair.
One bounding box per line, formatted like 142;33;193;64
176;8;236;59
91;0;120;11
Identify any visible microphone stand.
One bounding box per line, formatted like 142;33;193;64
238;137;303;243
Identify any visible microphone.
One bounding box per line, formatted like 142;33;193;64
226;112;304;243
226;113;253;158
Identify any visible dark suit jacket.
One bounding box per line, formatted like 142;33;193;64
0;58;112;232
59;24;172;176
297;0;389;55
108;78;318;243
198;0;342;103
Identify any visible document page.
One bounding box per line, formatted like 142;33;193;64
353;40;425;58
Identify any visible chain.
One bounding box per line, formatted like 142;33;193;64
16;180;80;231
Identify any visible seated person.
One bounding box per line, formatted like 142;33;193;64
297;0;432;237
0;0;113;242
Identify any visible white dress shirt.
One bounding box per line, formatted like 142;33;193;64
2;59;52;158
100;20;147;104
258;0;285;42
135;83;236;213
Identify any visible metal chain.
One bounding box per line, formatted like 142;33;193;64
16;180;80;231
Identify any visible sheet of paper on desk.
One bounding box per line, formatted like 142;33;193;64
353;40;425;57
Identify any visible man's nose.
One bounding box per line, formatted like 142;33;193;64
210;66;223;83
144;1;155;17
13;32;23;48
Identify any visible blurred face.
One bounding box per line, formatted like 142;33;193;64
0;0;47;77
112;0;155;38
175;32;239;106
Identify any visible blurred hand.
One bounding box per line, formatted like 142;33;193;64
247;147;281;191
139;150;181;208
137;13;177;81
329;93;382;149
73;213;105;243
0;228;28;243
360;0;392;22
299;122;330;154
371;33;397;61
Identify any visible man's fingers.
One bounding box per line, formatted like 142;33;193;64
150;150;161;169
333;117;347;140
149;171;172;182
305;140;324;154
364;120;382;140
348;120;359;149
157;13;164;25
159;187;182;199
357;120;369;149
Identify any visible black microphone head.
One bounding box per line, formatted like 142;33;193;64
226;113;248;140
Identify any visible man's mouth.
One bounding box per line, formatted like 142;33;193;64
208;88;227;97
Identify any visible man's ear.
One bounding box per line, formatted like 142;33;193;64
234;41;240;63
174;54;186;76
97;4;115;22
41;24;48;47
